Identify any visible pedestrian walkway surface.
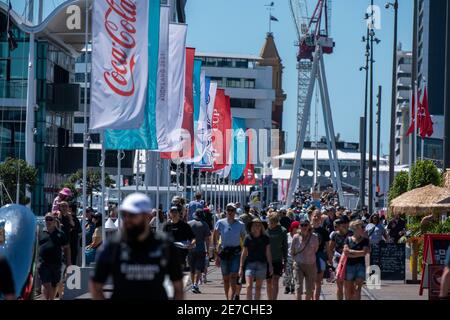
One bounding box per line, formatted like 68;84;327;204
185;266;427;301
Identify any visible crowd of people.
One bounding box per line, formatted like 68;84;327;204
1;187;450;301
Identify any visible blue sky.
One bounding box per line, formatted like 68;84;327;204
9;0;414;154
185;0;414;153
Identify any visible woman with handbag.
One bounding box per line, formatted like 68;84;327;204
290;218;319;300
343;220;370;300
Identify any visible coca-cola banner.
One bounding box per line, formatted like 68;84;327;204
103;0;161;150
91;0;157;132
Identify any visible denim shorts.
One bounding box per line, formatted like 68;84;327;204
220;253;241;276
245;261;267;280
345;263;366;281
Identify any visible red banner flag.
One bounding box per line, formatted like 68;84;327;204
203;89;231;172
161;47;195;160
419;87;433;138
239;129;256;185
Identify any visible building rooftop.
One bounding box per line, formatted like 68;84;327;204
195;52;261;61
275;149;389;162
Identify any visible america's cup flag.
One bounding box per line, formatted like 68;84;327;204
90;0;156;131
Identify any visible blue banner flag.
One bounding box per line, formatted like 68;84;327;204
230;118;247;181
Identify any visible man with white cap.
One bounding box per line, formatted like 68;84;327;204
89;193;184;300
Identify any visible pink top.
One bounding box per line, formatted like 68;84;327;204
290;232;319;265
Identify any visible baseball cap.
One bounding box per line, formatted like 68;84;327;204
226;203;237;210
333;218;344;227
120;193;152;215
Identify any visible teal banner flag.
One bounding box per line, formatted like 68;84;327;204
230;118;247;181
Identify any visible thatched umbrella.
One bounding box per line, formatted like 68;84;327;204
389;184;450;216
444;169;450;189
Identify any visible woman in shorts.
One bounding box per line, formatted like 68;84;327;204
239;219;273;300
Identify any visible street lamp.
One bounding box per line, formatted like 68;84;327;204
386;0;399;189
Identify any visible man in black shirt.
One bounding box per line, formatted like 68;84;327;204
0;256;15;300
90;193;184;300
38;213;71;300
164;206;195;269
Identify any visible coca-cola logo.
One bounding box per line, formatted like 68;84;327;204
103;0;137;97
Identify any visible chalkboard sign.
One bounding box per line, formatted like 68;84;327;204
370;243;406;281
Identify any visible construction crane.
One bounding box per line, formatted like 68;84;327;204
287;0;344;206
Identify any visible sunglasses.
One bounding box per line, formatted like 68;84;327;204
45;217;55;222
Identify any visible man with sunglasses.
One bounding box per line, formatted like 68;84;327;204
213;203;246;300
37;213;71;300
90;193;184;300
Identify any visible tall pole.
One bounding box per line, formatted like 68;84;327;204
81;0;89;268
445;0;450;169
359;117;366;210
376;86;382;208
360;27;370;211
388;0;399;187
368;0;375;215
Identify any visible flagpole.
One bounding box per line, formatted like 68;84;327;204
136;151;140;192
145;151;150;197
100;132;106;243
183;163;187;199
191;165;194;196
414;81;418;164
176;163;180;195
81;0;89;268
205;172;209;204
166;160;170;210
156;153;161;230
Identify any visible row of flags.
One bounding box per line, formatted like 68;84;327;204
406;86;434;139
89;1;255;185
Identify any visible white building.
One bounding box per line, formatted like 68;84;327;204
195;52;275;134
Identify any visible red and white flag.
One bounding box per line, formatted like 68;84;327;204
90;0;149;131
419;87;433;138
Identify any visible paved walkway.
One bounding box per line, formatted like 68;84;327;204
185;266;427;301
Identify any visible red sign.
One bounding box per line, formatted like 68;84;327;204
420;234;450;297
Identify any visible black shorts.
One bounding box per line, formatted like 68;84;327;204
267;261;283;279
188;251;206;273
38;263;62;287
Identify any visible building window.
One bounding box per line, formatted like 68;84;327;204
226;78;241;88
243;79;256;88
210;77;224;87
74;117;86;124
235;59;248;68
230;98;256;109
75;73;90;83
80;88;91;105
73;133;83;143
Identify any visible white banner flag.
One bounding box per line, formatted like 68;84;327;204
90;0;149;131
155;6;170;150
159;23;188;152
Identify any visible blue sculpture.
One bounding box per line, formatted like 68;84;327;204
0;205;37;299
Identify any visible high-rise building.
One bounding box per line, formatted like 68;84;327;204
395;48;413;165
414;0;447;165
